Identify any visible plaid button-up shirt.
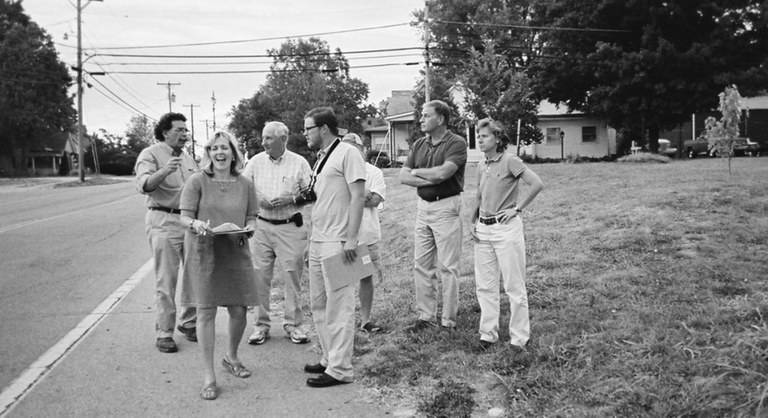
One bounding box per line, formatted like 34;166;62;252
242;150;312;220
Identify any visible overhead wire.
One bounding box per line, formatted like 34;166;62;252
93;22;413;50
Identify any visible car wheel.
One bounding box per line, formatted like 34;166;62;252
686;148;695;159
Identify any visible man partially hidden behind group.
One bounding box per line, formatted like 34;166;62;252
302;107;366;388
242;121;312;346
399;100;467;333
341;133;386;333
134;112;198;353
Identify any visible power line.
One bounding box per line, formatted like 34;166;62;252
433;20;636;34
92;22;413;50
92;46;424;59
90;85;156;122
95;53;425;66
105;62;423;75
89;76;154;119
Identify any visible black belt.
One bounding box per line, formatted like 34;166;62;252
149;206;181;214
421;193;459;202
478;216;499;225
257;214;296;225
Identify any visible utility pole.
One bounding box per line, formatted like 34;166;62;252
201;119;212;142
424;0;431;103
183;104;200;160
75;0;102;182
211;91;217;130
158;81;180;112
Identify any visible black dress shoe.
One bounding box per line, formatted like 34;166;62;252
156;337;178;353
303;363;326;374
177;325;197;342
306;373;349;388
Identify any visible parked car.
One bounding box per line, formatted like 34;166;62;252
734;137;760;157
685;136;760;158
683;137;709;158
658;139;677;158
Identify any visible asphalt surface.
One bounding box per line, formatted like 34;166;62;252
0;177;390;418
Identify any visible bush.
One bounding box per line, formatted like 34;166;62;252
617;153;671;163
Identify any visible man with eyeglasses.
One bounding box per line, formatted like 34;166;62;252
135;112;198;353
241;121;312;346
398;100;467;333
301;107;366;388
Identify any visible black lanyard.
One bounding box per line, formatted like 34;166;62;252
308;138;340;190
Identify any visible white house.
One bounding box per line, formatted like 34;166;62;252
524;101;616;159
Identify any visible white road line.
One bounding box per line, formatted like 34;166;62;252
0;259;153;417
0;195;134;234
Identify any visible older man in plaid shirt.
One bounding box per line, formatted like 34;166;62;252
242;121;313;345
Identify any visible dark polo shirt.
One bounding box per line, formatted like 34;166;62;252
405;131;467;201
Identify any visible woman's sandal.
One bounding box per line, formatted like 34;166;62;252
222;356;251;378
199;382;218;401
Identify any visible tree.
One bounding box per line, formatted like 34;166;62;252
529;0;768;153
412;1;544;144
0;1;75;175
228;37;378;160
702;85;742;175
458;42;542;144
124;115;153;155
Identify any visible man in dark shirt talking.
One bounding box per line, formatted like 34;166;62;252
399;100;467;333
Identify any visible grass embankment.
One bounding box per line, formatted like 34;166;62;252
348;157;768;417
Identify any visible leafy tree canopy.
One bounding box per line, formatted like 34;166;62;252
529;0;768;152
228;37;378;159
412;0;543;143
0;0;75;173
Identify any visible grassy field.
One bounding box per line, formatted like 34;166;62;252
346;156;768;417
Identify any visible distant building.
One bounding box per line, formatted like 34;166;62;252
365;90;416;164
524;101;617;159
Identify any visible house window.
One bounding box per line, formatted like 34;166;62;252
545;128;561;146
582;126;597;142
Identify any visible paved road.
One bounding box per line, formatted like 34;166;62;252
0;178;390;417
0;179;148;391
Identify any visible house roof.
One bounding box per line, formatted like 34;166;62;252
383;90;415;117
742;94;768;110
385;110;416;123
364;125;389;133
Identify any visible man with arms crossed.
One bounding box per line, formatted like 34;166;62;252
135;112;198;353
399;100;467;333
242;121;312;346
302;107;366;387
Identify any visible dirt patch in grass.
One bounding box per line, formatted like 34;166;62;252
344;158;768;416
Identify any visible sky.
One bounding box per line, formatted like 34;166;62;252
22;0;427;139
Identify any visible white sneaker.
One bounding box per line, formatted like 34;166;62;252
247;328;268;345
284;325;309;344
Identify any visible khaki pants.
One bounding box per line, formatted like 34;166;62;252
145;210;196;338
249;219;308;332
308;241;355;382
474;216;529;347
413;195;463;327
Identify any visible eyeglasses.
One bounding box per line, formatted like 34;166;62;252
303;125;322;134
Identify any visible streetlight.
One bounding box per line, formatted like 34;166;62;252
560;130;565;160
76;0;102;182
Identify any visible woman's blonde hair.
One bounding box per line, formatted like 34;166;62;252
200;130;245;176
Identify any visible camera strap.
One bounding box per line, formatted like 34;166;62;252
308;138;340;190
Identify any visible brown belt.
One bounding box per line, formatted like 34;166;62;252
149;206;181;214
